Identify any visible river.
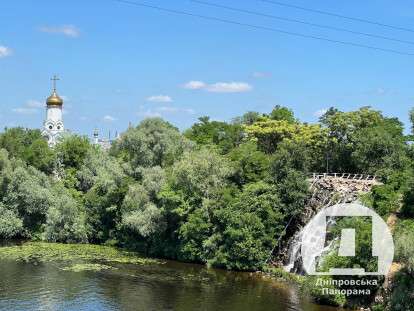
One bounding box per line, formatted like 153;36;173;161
0;257;344;311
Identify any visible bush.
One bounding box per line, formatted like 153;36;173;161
370;184;400;216
43;186;88;243
0;204;23;239
389;269;414;311
302;276;346;306
394;220;414;273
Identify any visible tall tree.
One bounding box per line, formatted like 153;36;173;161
56;135;91;170
244;118;327;154
184;116;244;154
269;105;296;123
113;118;191;169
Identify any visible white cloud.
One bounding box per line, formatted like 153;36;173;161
39;25;80;38
12;99;44;114
314;108;328;118
183;81;207;90
183;80;252;93
0;46;12;58
252;72;271;78
206;82;252;93
12;108;38;114
147;95;173;103
103;115;117;122
26;100;44;108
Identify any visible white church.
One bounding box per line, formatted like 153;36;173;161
41;76;65;146
42;76;116;149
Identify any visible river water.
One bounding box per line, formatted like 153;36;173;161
0;259;341;311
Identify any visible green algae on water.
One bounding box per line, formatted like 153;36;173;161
61;263;116;272
0;242;159;265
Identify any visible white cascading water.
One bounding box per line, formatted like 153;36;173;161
283;230;303;273
283;218;337;274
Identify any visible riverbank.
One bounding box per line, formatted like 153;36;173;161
261;267;349;308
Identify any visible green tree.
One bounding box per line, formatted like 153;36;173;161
0;203;23;239
369;184;400;216
121;184;165;238
1;164;53;234
77;147;125;192
56;135;91;170
79;149;130;243
23;138;56;174
318;107;340;124
184;116;244;154
0;148;87;240
0;128;42;159
43;185;88;243
208;182;285;270
170;148;233;205
233;111;261;125
0;127;56;174
269;143;310;216
113;118;191;169
245;118;327;154
178;207;213;262
228;142;270;186
269;105;296;123
321;107;407;173
351;126;408;176
157;149;234;260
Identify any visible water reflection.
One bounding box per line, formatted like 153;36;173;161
0;259;341;311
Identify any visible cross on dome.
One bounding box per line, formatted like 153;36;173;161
51;75;60;92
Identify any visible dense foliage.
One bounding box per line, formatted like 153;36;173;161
0;106;413;309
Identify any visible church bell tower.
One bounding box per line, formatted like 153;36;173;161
42;75;64;147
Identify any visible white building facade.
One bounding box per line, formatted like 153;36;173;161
42;76;64;147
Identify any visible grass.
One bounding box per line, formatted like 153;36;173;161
262;266;305;284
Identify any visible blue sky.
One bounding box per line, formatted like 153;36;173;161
1;0;413;137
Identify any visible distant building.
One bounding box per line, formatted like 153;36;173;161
42;76;65;147
91;128;119;151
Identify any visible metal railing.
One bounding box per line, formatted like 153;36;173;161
309;173;377;181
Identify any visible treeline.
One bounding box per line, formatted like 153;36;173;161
0;107;413;279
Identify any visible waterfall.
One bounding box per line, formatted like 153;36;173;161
283;217;337;274
283;229;303;273
278;175;378;274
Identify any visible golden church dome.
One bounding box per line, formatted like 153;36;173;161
46;91;63;106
